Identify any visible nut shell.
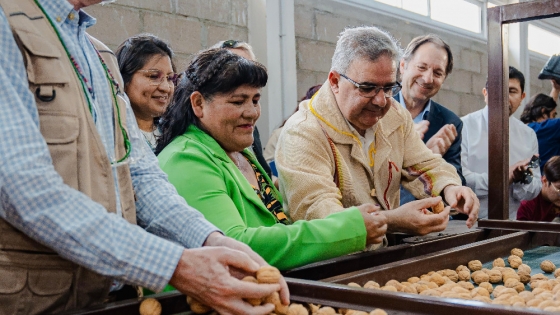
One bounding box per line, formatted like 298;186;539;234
468;260;482;271
286;303;308;315
432;201;445;214
511;248;524;258
492;258;505;268
541;260;556;273
139;298;162;315
508;255;522;268
257;266;281;283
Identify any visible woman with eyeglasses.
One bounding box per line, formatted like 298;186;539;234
520;93;560;170
116;34;179;151
156;48;390;270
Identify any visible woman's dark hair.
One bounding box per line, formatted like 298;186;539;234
520;93;557;124
116;34;175;126
115;33;176;86
155;48;268;155
278;84;321;128
544;156;560;183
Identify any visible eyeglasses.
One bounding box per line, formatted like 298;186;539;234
137;70;179;87
222;40;240;48
340;73;402;98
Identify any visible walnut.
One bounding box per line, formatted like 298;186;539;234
363;281;380;290
139;298;162;315
495;288;518;298
407;276;420;284
467;260;482;271
531;273;549;282
538;300;557;310
456;265;469;273
541;260;556;273
526;298;544;308
380;286;397;292
555;268;560;278
439;269;458;282
517;263;531;274
242;276;262;306
518;271;531;284
492;258;505;268
504;278;524;293
472;295;492;303
471;270;489;284
430;273;446;286
413;283;429;293
264;292;289;315
347;282;361;288
402;285;417;294
369;309;388;315
256;266;281;283
286;303;308;315
478;282;493;294
508;295;525;305
512;301;526;308
432;201;445;214
487;269;502;284
345;311;368;315
186;296;212;314
457;270;470;282
518;291;535;302
456;281;475;291
385;280;403;291
419;289;441;296
451;286;470;294
508;255;522;268
511;248;524;258
314;306;336;315
470;287;490;298
535;281;553;291
308;304;320;314
502;271;520;283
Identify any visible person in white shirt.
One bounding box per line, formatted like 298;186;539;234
461;66;541;219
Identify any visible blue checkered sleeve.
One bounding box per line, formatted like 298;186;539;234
0;6;215;292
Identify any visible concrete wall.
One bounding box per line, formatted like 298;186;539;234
85;0;249;72
293;0;487;117
85;0;550;137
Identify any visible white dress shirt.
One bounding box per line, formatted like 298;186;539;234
461;106;541;219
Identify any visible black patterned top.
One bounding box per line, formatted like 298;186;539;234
244;155;289;225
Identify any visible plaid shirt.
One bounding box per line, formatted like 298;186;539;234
0;0;218;291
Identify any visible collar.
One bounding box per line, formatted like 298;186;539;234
397;91;431;123
38;0;96;27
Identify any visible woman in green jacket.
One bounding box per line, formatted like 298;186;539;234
156;48;438;270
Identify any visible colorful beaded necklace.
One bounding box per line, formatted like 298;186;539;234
33;0;131;164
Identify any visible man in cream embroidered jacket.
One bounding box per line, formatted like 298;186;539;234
276;26;479;236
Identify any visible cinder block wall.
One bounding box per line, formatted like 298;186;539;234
294;0;487;117
85;0;543;130
85;0;249;72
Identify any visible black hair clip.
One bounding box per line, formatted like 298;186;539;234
221;40;239;48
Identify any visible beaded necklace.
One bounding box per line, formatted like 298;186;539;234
33;0;131;164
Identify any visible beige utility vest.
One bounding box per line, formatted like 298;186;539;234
0;0;137;313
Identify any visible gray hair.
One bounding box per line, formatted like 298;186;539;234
210;40;257;61
331;26;402;74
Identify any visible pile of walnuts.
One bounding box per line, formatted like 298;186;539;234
139;266;388;315
345;248;560;311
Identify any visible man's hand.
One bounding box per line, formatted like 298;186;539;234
203;233;289;305
357;204;387;245
169;233;289;315
425;124;457;156
442;185;479;228
508;157;534;185
384;197;450;235
414;120;430;140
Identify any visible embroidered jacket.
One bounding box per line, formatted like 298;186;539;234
276;82;461;221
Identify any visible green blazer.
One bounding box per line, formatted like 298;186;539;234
158;125;367;270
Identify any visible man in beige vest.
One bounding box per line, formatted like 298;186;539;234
276;26;479;236
0;1;287;314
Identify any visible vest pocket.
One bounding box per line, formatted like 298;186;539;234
13;28;68;86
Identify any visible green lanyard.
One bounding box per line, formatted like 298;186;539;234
33;0;131;164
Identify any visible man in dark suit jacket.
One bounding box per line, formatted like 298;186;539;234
396;34;466;204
